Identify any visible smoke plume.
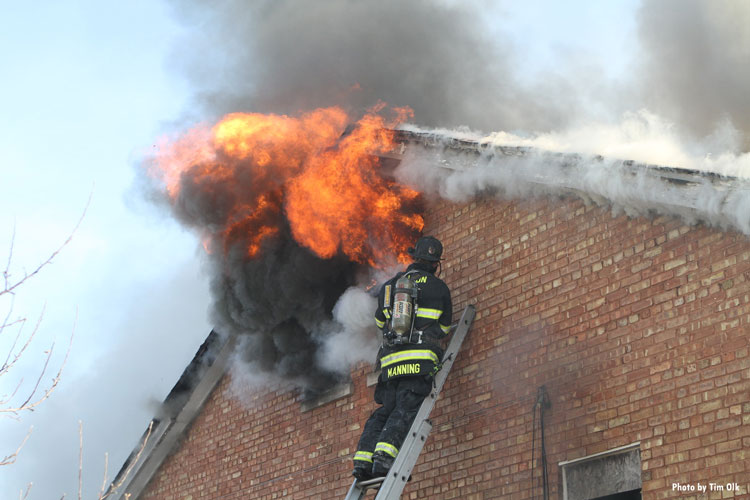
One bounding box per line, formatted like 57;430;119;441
636;0;750;148
151;0;750;394
394;125;750;237
166;0;574;133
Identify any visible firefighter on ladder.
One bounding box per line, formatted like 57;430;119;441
352;236;453;480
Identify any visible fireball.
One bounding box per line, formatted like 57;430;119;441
148;105;423;268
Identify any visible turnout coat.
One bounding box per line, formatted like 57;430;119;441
374;262;453;382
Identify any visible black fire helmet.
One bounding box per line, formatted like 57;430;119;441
408;236;443;262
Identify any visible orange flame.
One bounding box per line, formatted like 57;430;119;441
149;105;423;267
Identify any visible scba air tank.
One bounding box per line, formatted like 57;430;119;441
392;274;417;335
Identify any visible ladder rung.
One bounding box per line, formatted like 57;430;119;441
357;477;385;489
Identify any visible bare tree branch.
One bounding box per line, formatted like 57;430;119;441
1;194;158;500
99;452;110;500
14;419;152;499
1;198;88;298
3;224;16;293
1;295;23;369
0;313;75;417
72;420;153;500
78;421;83;500
1;426;32;466
0;301;34;379
17;481;32;500
100;420;154;500
1;196;89;467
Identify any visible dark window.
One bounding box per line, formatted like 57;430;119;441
560;444;642;500
300;381;353;412
593;489;641;500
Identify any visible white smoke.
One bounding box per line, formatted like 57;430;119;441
400;111;750;176
316;286;381;374
226;335;299;408
396;115;750;237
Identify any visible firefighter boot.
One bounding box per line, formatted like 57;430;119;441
352;462;373;481
371;451;394;477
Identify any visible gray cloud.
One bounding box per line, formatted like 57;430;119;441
636;0;750;148
167;0;579;133
165;0;750;146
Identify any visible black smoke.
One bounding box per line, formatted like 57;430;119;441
160;144;363;392
212;228;358;393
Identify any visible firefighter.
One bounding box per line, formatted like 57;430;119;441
352;236;453;480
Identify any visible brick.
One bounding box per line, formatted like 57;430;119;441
665;257;687;271
138;196;750;500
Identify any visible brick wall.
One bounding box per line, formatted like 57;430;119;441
141;195;750;500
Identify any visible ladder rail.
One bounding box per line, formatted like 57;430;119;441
344;305;476;500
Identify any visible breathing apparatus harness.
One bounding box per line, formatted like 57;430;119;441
383;270;424;346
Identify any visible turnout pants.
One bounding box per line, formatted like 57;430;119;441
354;376;432;466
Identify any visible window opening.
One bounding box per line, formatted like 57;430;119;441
559;442;642;500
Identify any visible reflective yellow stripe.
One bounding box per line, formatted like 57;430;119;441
440;322;451;334
375;442;399;458
382;309;391;319
380;349;439;368
416;307;442;319
354;451;373;463
375;317;385;328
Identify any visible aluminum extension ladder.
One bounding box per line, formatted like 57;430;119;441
344;305;476;500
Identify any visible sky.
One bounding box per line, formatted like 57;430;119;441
0;1;212;498
0;0;748;498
